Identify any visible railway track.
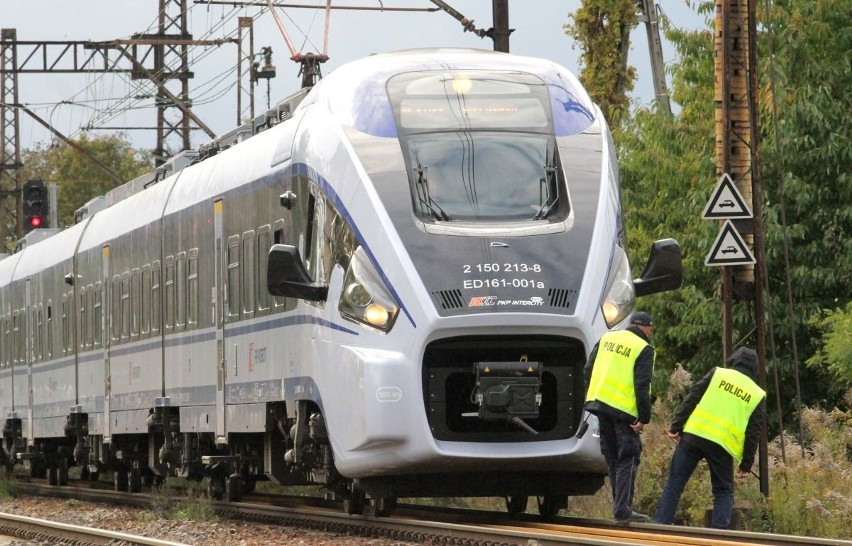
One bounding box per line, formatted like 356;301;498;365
0;510;189;546
8;480;852;546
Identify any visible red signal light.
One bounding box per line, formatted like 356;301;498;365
29;216;43;228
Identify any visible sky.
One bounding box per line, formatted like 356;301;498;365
2;0;709;154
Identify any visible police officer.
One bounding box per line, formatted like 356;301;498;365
653;346;766;529
584;311;655;523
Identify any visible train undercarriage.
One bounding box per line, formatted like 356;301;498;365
1;387;602;519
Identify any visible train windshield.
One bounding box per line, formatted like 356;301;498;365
388;70;567;223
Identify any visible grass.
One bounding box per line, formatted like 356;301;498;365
625;366;852;540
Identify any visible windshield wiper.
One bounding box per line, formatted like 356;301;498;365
532;164;558;220
414;164;453;221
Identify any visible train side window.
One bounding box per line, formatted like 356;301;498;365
176;252;186;330
4;313;10;366
188;249;198;328
120;271;131;340
85;285;94;348
46;303;53;359
165;256;175;332
303;193;321;280
256;225;271;314
0;315;5;367
272;220;289;309
93;282;102;348
33;306;41;362
242;231;256;317
111;275;121;342
37;305;44;361
27;305;38;362
79;285;88;349
151;261;161;334
226;235;240;322
12;311;19;363
131;268;140;338
141;265;151;337
61;294;69;353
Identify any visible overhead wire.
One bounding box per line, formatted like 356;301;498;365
29;0;331;147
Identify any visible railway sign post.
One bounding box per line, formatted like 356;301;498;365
702;173;752;220
705;220;755;266
703;173;755;267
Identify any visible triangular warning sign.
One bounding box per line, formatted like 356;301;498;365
705;221;756;266
702;173;753;219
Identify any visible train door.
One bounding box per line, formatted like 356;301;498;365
213;199;226;444
102;245;111;444
25;279;33;447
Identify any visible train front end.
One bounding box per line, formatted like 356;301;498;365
269;49;681;506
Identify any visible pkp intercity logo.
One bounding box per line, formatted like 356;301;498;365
468;296;498;307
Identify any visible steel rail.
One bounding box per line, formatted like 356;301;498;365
11;481;852;546
0;511;190;546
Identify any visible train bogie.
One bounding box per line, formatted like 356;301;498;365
0;48;681;515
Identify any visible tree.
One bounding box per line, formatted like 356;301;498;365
612;0;851;414
807;303;852;384
615;10;732;385
759;0;852;408
564;0;637;124
19;134;151;228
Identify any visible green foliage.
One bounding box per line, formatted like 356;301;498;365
806;303;852;382
148;480;218;522
564;0;637;124
616;17;736;378
738;407;852;539
0;475;16;499
18;134;151;228
602;0;852;416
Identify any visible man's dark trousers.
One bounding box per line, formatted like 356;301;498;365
597;413;642;519
654;439;735;528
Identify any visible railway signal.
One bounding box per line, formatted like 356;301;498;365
21;179;48;233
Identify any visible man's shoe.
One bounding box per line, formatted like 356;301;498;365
615;511;651;524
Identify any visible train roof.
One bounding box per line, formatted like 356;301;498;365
3;48;597;261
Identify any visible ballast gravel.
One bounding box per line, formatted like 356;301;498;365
0;497;421;546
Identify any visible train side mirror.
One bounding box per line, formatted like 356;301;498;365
267;244;328;301
633;238;683;297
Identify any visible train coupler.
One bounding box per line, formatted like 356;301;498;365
471;360;543;434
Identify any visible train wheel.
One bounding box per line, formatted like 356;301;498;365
58;458;69;486
506;495;528;516
47;465;58;486
208;477;225;500
242;477;257;494
226;474;243;502
129;468;142;493
370;496;397;518
343;484;365;515
114;469;129;492
536;495;564;520
80;466;90;480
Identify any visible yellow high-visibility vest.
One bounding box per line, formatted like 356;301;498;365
585;329;650;419
683;367;765;462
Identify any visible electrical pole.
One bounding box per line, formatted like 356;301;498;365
0;28;23;246
637;0;671;115
714;0;769;497
491;0;511;53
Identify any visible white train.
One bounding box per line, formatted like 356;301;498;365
0;48;681;517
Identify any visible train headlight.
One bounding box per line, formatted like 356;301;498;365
339;247;399;332
601;246;635;328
